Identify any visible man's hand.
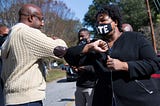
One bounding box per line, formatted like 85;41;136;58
53;46;68;58
82;39;108;53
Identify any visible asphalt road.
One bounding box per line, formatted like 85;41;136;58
43;77;76;106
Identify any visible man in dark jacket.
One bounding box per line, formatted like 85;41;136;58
0;24;9;106
74;28;97;106
64;5;160;106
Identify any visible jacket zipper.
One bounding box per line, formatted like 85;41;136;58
134;80;153;94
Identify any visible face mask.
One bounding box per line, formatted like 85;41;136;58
78;38;88;45
96;23;112;36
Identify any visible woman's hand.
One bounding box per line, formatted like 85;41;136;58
82;39;108;53
106;56;128;71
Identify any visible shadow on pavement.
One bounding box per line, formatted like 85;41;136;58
56;78;67;83
57;78;76;83
58;98;75;102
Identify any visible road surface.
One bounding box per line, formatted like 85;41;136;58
43;77;76;106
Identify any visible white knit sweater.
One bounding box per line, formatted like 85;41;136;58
1;23;67;105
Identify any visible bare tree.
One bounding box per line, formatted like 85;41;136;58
0;0;81;46
0;0;82;68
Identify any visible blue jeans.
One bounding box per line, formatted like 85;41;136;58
6;101;43;106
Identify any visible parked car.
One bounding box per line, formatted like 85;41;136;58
61;64;78;82
51;61;58;69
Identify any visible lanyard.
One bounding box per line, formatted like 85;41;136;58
106;41;117;106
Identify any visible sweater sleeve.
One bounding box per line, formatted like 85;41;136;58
22;27;67;59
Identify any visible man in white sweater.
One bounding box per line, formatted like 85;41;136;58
1;4;67;106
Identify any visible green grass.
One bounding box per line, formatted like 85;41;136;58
46;69;66;82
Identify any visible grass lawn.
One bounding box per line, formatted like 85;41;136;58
46;68;66;82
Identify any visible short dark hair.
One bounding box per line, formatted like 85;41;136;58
96;5;122;32
78;28;90;37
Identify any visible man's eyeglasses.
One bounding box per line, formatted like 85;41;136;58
20;14;44;22
32;14;44;23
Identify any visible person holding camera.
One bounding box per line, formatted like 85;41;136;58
73;28;97;106
64;5;160;106
0;24;9;106
1;4;67;106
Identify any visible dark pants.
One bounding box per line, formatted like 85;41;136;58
0;81;4;106
6;101;43;106
0;59;4;106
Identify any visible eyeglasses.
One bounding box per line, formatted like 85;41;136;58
32;14;44;23
20;13;44;22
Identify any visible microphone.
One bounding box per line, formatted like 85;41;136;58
106;42;112;56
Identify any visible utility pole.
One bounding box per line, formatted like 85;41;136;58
145;0;157;53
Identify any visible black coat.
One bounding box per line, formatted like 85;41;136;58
76;65;97;88
64;32;160;106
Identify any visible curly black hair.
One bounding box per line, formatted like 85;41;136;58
95;5;123;32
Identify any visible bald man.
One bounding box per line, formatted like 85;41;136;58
122;23;133;32
1;4;67;106
0;25;9;35
0;25;9;46
0;24;9;106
